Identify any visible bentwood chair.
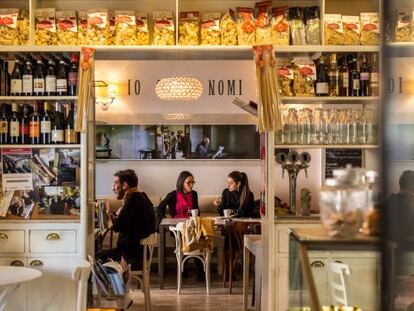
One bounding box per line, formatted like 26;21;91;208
169;223;212;295
131;233;158;311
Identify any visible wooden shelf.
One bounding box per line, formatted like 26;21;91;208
274;144;379;149
0;144;81;149
386;42;414;57
0;96;78;101
281;96;379;103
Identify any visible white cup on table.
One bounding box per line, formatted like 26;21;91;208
223;209;232;218
190;209;199;217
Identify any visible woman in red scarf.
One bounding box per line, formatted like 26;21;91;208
157;171;204;280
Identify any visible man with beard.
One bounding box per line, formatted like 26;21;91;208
96;169;155;269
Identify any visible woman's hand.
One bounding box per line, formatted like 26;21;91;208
213;198;222;207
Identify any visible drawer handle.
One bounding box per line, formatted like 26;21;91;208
335;260;344;264
46;233;61;241
30;260;44;267
310;261;325;268
0;233;8;240
10;260;24;267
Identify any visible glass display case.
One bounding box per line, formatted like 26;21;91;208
288;227;380;311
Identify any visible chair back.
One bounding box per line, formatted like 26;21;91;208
140;233;158;273
328;261;351;306
169;223;184;255
223;220;251;253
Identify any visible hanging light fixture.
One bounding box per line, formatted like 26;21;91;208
155;77;203;101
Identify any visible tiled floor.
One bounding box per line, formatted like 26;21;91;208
128;267;250;311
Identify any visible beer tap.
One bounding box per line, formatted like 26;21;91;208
276;151;311;215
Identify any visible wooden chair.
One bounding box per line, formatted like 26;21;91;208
131;233;158;311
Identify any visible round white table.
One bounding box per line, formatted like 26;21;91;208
0;266;42;311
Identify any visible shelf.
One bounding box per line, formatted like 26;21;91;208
274;144;379;149
386;42;414;57
281;96;379;104
0;96;78;101
0;45;379;60
0;144;81;149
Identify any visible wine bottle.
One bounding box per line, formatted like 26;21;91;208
315;55;328;96
0;59;5;96
369;54;379;97
68;53;78;96
41;101;52;144
56;59;68;96
0;103;9;144
65;102;77;144
22;59;33;96
10;57;23;96
351;56;360;97
328;53;339;97
51;102;65;144
360;54;369;96
20;104;29;144
45;58;57;96
33;56;45;96
29;102;41;144
3;61;10;96
339;55;349;97
9;103;20;144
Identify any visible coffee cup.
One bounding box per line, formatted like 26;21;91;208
190;209;199;217
223;209;232;218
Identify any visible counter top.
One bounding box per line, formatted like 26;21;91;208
274;214;320;224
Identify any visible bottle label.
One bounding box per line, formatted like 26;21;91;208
52;129;64;142
316;82;329;94
11;79;22;94
352;79;360;90
0;121;8;134
370;73;379;83
22;75;33;93
65;129;78;143
57;79;67;92
46;76;56;92
20;124;29;135
41;120;51;133
68;72;77;86
29;121;40;138
10;121;19;137
340;73;349;87
360;72;369;81
33;78;45;93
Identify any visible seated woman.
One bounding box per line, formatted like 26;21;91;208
214;171;255;218
157;171;204;281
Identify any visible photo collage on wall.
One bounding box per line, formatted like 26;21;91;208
0;148;81;219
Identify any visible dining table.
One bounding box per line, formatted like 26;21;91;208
158;216;261;289
0;266;42;311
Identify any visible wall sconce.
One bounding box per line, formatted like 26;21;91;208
94;81;119;111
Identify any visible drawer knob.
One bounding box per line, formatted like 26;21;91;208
46;233;61;241
310;260;325;268
10;260;24;267
0;233;8;240
30;260;44;267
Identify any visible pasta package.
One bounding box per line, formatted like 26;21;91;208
0;9;19;45
289;7;307;45
87;9;110;45
304;6;321;45
201;13;221;45
136;12;150;45
77;11;88;45
153;11;175;45
342;16;360;45
360;12;379;45
179;11;200;45
115;10;136;45
220;9;237;45
276;59;294;96
18;10;29;45
324;14;343;45
35;8;58;45
271;7;289;45
254;1;272;44
395;10;411;42
236;7;255;45
293;57;316;97
56;11;78;45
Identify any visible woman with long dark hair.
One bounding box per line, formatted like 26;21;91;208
214;171;255;218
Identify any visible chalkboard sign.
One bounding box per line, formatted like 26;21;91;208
325;149;363;179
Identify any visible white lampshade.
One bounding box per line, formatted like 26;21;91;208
155;77;203;101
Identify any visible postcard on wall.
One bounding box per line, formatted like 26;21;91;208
0;191;15;218
57;149;80;185
2;148;34;191
7;190;36;219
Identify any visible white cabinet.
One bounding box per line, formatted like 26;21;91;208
29;230;77;253
0;230;25;253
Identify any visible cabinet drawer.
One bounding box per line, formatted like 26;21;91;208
0;230;25;253
29;230;77;253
